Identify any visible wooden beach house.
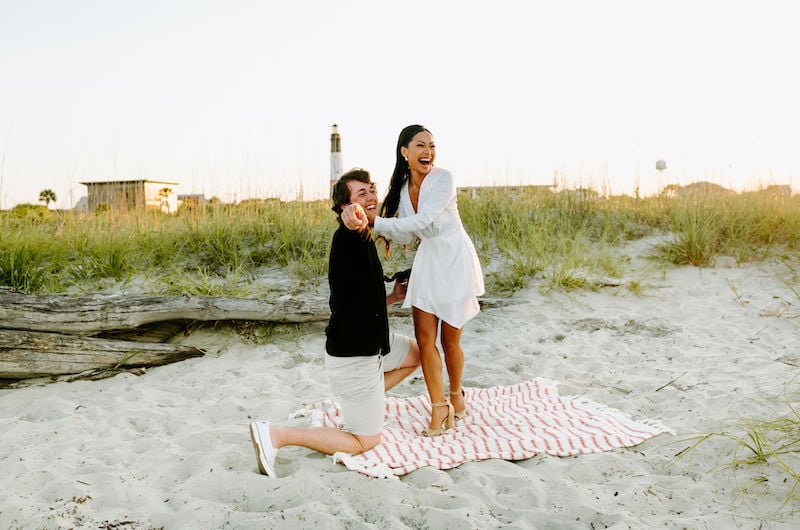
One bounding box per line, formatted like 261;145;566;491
80;179;180;213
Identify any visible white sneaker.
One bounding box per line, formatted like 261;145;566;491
249;420;278;477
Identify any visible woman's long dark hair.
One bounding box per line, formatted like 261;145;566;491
380;124;430;219
377;124;430;257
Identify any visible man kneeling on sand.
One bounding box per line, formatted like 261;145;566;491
249;168;421;476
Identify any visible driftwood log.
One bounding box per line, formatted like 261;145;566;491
0;329;204;379
0;287;331;382
0;287;512;383
0;287;331;335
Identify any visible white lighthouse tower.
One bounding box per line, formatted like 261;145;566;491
329;124;343;197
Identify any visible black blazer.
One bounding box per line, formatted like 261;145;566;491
325;224;390;357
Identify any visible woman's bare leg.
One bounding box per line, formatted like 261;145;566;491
413;307;448;430
441;321;466;414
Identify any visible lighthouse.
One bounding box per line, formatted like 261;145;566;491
329;124;343;197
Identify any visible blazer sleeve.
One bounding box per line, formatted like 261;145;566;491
373;168;454;242
328;227;371;314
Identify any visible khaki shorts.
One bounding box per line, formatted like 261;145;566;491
324;332;413;435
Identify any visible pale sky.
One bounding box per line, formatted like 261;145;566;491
1;0;797;209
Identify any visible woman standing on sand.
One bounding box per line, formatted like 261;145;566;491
344;124;484;437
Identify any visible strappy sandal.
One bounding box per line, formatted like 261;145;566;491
450;388;469;421
421;401;455;437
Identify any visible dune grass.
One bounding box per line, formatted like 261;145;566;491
458;187;799;293
673;373;800;514
0;200;332;295
2;188;799;296
651;191;800;266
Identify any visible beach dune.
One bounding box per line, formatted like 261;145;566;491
1;242;799;528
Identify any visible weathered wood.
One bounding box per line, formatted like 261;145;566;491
0;287;515;383
0;287;513;335
0;329;204;379
0;287;330;335
94;320;193;343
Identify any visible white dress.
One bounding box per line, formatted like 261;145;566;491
373;167;484;328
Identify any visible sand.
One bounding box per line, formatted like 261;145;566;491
1;238;799;529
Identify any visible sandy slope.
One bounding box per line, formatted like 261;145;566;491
1;241;799;529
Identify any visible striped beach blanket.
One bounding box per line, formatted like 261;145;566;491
305;378;672;478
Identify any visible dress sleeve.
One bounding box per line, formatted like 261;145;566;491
373;168;454;241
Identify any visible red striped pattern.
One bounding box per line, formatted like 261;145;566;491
312;378;672;477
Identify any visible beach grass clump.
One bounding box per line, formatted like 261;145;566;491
459;186;799;293
0;199;334;294
675;374;800;513
654;201;722;266
0;205;73;291
255;201;331;281
78;233;137;281
459;188;654;293
777;251;800;320
0;233;54;292
56;209;162;289
653;189;800;266
152;200;332;290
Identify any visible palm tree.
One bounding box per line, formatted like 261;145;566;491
39;189;57;207
158;187;173;213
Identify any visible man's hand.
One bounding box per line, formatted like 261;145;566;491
341;203;368;232
386;278;408;305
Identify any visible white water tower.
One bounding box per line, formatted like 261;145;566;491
655;159;667;192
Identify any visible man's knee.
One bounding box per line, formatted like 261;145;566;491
406;341;422;367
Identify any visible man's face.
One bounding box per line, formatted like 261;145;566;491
344;180;378;214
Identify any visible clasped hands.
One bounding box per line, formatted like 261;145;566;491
341;203;375;232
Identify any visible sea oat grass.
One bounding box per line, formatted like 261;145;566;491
2;188;799;295
0;199;334;293
460;189;648;294
653;191;800;266
674;374;800;513
0;234;53;292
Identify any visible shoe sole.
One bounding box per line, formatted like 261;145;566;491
249;422;275;477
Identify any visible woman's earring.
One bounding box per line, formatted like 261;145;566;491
403;156;408;162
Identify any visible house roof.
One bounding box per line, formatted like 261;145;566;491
80;179;180;186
